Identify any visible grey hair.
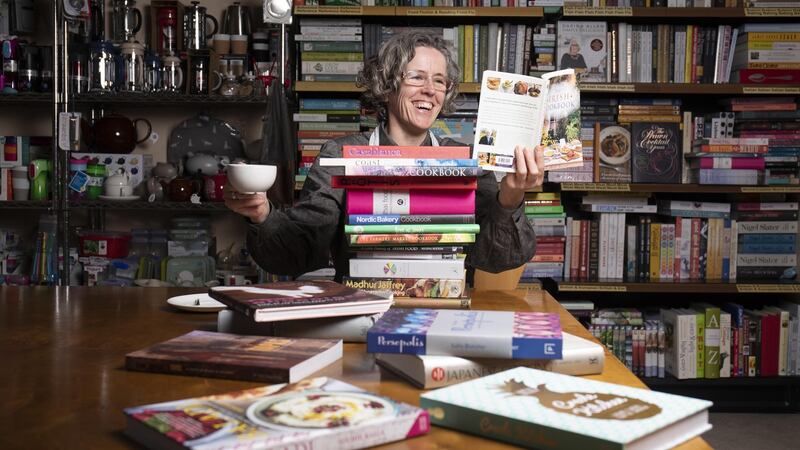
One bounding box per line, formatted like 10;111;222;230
356;29;461;123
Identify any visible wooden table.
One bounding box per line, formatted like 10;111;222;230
0;287;711;449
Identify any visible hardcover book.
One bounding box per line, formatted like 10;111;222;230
208;281;393;323
631;122;682;184
346;189;476;215
366;308;562;359
473;69;582;173
557;21;608;82
125;330;342;383
420;367;712;450
376;332;604;389
124;377;430;450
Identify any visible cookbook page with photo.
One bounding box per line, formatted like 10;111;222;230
473;69;583;172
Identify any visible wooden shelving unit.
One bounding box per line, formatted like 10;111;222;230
545;279;800;294
562;6;800;19
295;6;543;17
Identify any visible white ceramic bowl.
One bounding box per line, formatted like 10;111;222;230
227;163;277;193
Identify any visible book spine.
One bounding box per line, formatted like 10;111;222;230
392;298;471;309
348;234;476;246
342;145;470;159
344;224;480;234
333;177;478;190
350;259;465;279
344;166;481;177
346;190;476;215
342;277;466;298
125;356;289;383
348;214;476;225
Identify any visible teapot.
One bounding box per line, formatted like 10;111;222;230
184;152;228;177
165;176;201;202
153;162;178;181
104;168;134;197
84;113;152;154
203;172;227;202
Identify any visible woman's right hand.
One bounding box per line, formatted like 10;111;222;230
224;183;270;224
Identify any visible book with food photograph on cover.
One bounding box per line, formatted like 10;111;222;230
124;377;430;450
473;68;582;173
208;280;393;322
125;330;343;383
420;367;713;450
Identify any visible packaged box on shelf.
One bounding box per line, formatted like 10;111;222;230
0;168;11;200
70;153;146;188
147;1;185;57
168;239;209;257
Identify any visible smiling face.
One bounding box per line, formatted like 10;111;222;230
386;46;447;146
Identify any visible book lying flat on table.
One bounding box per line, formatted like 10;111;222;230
367;308;562;359
473;68;583;172
421;367;713;450
124;377;430;450
208;280;393;322
217;309;383;343
376;331;605;389
125;330;342;383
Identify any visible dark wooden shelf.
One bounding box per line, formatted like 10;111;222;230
0;200;53;209
644;375;800;412
563;6;800;19
69;200;231;211
546;279;800;294
0;93;52;104
294;5;543;17
73;92;267;105
554;182;800;194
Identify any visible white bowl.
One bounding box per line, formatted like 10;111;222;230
227;163;277;193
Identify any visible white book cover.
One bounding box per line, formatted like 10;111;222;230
720;312;731;378
556;21;608;82
349;258;465;279
375;331;604;389
736;221;798;234
473;68;582;173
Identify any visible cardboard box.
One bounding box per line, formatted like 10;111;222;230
70;153;145;188
147;1;185;56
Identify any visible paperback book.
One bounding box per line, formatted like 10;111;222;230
376;331;604;389
557;21;608;82
125;330;342;383
473;68;582;173
366;308;562;359
124;377;430;450
208;281;393;323
631;122;682;184
420;367;712;450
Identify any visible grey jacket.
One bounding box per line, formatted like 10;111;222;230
247;126;536;280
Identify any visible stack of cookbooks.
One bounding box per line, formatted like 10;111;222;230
365;308;604;389
208;280;393;342
320;145;480;309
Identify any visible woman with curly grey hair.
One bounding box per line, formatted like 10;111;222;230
226;29;543;282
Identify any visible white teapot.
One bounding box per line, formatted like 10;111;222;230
104;168;134;197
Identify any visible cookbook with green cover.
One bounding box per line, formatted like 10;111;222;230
420;367;712;450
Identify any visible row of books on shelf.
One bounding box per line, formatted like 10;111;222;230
297;0;790;7
589;300;800;380
522;193;799;282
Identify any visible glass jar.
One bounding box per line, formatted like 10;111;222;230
119;41;145;92
161;55;183;93
238;72;256;97
88;41;117;92
218;75;239;97
143;52;161;92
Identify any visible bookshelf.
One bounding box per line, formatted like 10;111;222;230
290;4;800;409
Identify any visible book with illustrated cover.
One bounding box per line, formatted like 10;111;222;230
208;281;393;323
631;122;682;184
125;331;342;383
124;377;430;450
473;69;582;173
342;277;466;299
557;21;608;83
366;308;562;359
376;332;605;389
596;123;632;183
420;367;712;450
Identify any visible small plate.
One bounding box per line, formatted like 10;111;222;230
99;194;141;201
167;293;227;312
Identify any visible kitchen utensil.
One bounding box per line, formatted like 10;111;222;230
155;5;178;55
221;2;251;36
89;113;152;153
119;41;145;92
226;163;276;194
88;41;117;92
161;54;183;92
110;0;142;43
183;1;218;50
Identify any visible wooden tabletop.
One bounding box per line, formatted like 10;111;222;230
0;287;711;449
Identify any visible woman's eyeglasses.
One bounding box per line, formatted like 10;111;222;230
401;70;453;92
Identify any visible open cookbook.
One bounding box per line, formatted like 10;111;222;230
473;68;583;172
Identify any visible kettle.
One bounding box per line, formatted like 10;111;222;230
221;2;251;36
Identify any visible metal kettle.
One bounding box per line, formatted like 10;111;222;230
183;1;218;50
221;2;252;36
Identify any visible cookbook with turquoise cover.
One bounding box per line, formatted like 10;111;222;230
420;367;712;450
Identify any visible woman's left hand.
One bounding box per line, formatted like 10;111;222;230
498;145;545;209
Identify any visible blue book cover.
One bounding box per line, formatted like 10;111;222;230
366;309;562;359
